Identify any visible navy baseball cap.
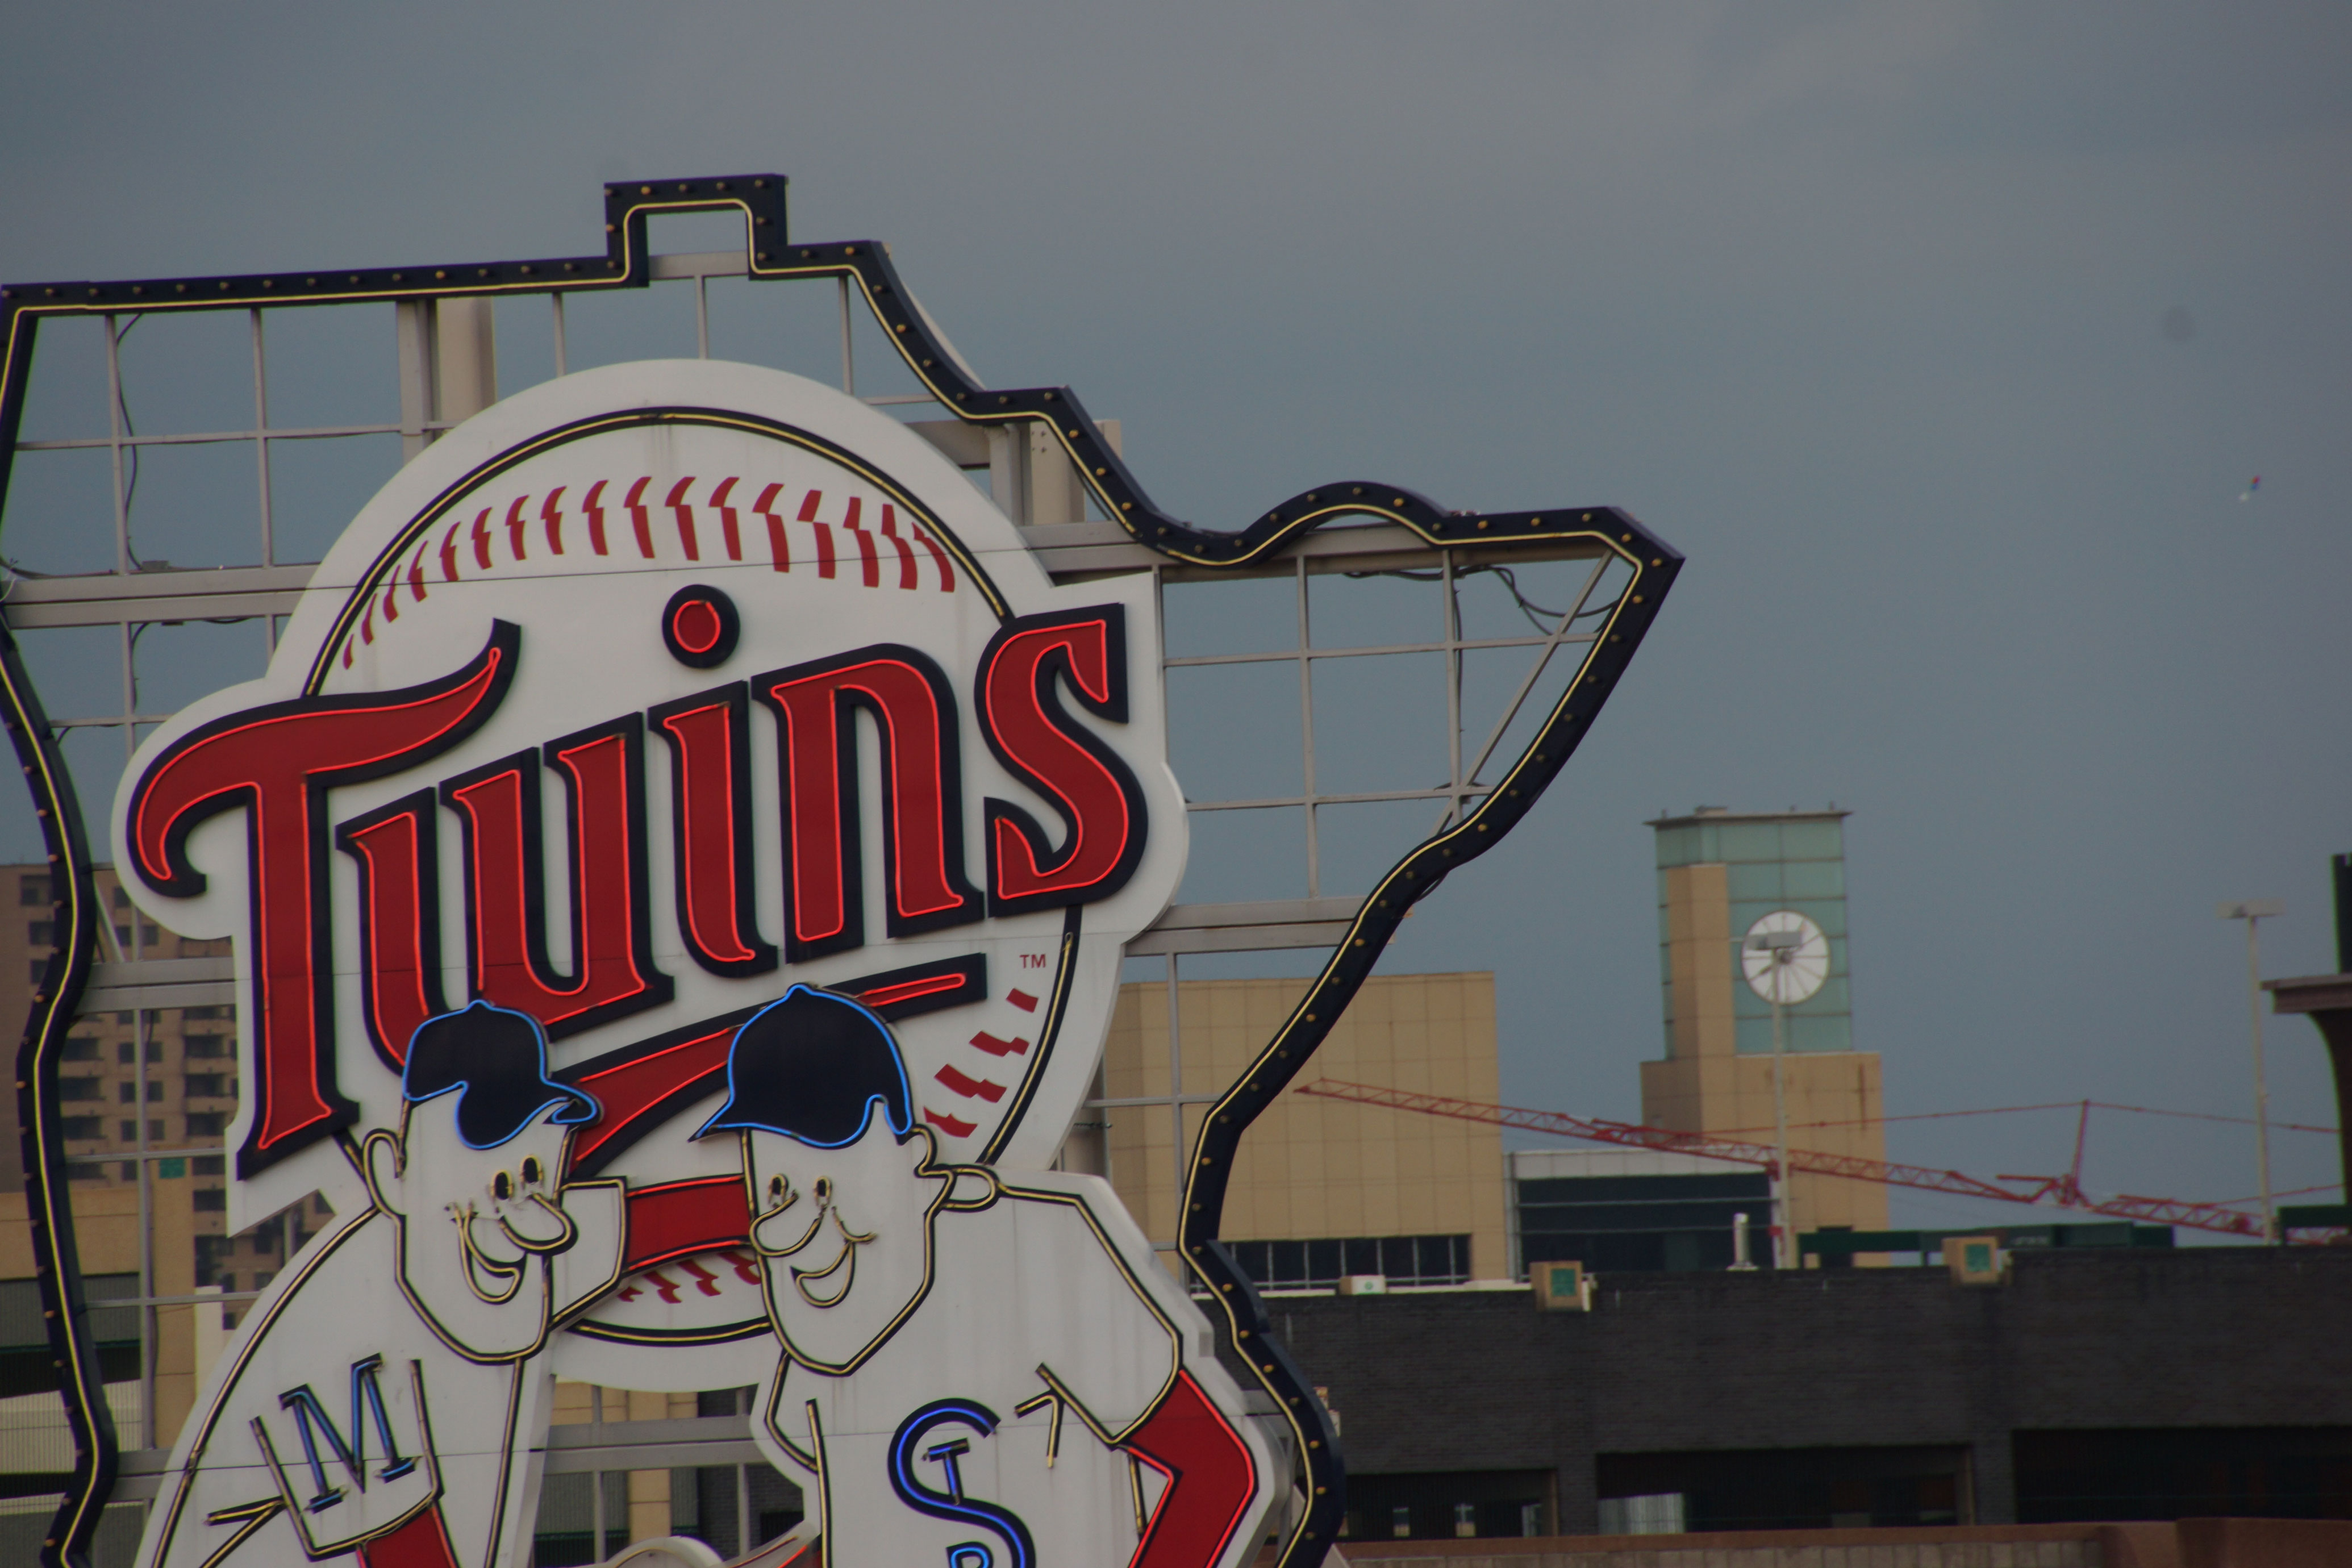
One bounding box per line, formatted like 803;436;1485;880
403;1000;598;1150
695;984;914;1146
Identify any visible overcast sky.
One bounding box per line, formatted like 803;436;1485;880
5;3;2349;1235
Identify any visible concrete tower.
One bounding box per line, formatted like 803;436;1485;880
1641;807;1888;1251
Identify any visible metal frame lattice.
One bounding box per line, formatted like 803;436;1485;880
0;175;1679;1568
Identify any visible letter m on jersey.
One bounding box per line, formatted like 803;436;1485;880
253;1355;439;1554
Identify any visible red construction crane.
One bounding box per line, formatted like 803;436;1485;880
1292;1078;2266;1238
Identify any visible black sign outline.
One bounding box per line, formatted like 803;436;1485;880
0;175;1682;1568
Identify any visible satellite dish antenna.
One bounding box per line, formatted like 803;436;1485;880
1742;910;1829;1006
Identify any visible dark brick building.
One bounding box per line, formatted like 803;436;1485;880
1273;1246;2352;1540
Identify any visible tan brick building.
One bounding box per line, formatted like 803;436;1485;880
1091;971;1511;1287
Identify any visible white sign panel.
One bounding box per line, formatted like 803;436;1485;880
116;361;1272;1568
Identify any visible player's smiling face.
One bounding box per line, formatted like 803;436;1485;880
744;1109;949;1371
367;1100;587;1360
440;1117;577;1301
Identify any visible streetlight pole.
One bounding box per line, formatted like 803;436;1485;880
2218;899;2284;1243
1771;982;1789;1267
1745;929;1804;1268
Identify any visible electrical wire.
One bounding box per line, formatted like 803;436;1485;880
114;314;144;537
9;315;156;586
1345;563;1618;635
2208;1181;2342;1206
1709;1100;2339;1140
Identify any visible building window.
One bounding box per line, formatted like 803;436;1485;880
61;1116;102;1140
62;1039;98;1062
1598;1445;1963;1532
111;887;129;910
2015;1427;2352;1523
1517;1170;1773;1275
22;877;49;906
117;1040;136;1065
1227;1235;1471;1291
185;1035;230;1059
186;1112;228;1137
1346;1473;1557;1542
28;961;44;983
27;921;52;945
185;1074;231;1100
59;1077;103;1101
193;1156;224;1176
194;1188;227;1212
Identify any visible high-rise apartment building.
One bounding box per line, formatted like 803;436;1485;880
0;864;310;1300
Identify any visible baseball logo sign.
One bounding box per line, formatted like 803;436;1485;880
114;360;1270;1568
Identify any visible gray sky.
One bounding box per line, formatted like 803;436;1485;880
6;3;2349;1234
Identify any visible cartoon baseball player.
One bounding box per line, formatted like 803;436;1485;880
137;1002;627;1568
700;985;1271;1568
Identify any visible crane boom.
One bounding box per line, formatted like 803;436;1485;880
1293;1078;2264;1238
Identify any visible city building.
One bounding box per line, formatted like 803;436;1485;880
1285;1246;2352;1539
0;1177;215;1563
1512;1149;1771;1275
0;863;307;1302
1642;808;1889;1248
2265;848;2352;1224
1090;971;1511;1287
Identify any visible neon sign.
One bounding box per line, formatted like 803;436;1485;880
0;175;1679;1568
